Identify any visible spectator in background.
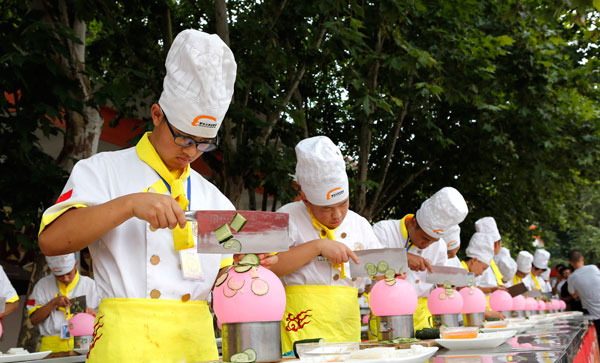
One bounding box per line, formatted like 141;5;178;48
551;264;566;295
555;265;568;295
567;250;600;342
560;267;582;311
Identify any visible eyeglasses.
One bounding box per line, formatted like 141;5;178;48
160;107;218;152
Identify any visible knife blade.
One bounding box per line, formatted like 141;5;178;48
426;265;475;287
507;282;528;297
348;248;409;278
0;297;5;314
524;289;543;298
185;210;290;254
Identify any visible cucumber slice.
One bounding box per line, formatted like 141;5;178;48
364;263;377;276
385;279;396;286
227;276;245;290
224;239;242;252
239;253;260;266
223;287;237;298
251;279;269;296
249;266;259;279
230;352;252;362
214;223;233;243
242;348;257;361
384;268;396;280
215;272;228;287
235;265;252;273
230;213;248;232
377;261;389;273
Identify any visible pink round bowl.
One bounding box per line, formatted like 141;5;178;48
369;278;418;316
512;295;526;311
489;290;513;312
428;287;463;315
524;297;538;311
213;265;286;323
68;312;95;336
459;287;487;314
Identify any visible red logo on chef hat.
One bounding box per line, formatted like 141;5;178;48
191;115;217;128
326;187;344;200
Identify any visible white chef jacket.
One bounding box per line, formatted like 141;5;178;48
373;219;447;298
27;273;100;337
40;146;234;301
0;265;18;303
278;201;384;289
503;273;533;288
476;263;499;288
445;256;462;269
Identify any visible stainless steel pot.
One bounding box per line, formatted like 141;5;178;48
430;313;460;328
368;315;414;340
512;310;525;318
462;312;485;327
222;321;281;362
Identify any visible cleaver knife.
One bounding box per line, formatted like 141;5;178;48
524;289;543;298
426;265;475;287
185;210;290;254
0;297;5;314
507;282;528;297
348;248;409;278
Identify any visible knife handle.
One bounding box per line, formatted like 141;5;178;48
184;210;195;222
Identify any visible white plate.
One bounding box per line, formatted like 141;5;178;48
74;348;89;355
481;323;531;334
0;351;52;362
347;346;439;363
435;330;517;350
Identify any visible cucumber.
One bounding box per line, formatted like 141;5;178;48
239;253;260;266
242;348;257;361
384;268;396;280
235;265;252;273
377;261;389;273
364;263;377;276
230;352;252;362
224;239;242;252
293;338;324;358
415;328;439;340
215;223;233;243
385;279;396;286
251;278;269;296
215;272;228;287
228;276;245;290
230;213;248;232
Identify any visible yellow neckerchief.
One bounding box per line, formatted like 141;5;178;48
399;214;415;251
530;272;541;290
306;205;346;279
136;132;193;251
513;274;523;285
55;270;80;320
490;259;504;286
461;260;469;271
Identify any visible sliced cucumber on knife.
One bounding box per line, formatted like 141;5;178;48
230;213;248;232
224;239;242;252
239;253;260;266
214;223;233;243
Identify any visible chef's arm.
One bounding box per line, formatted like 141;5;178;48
30;296;70;325
1;301;19;317
479;286;499;294
39;193;187;256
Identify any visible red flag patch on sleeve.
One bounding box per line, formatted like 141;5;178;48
55;189;73;204
27;299;36;306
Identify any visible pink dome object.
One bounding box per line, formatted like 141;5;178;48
428;287;463;315
512;295;526;311
524;297;538;311
213;266;285;323
459;287;486;313
489;290;513;312
369;278;417;316
68;313;95;336
537;300;547;311
559;300;566;310
362;315;370;324
551;299;560;310
0;322;3;339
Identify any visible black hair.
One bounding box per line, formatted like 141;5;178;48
568;250;583;264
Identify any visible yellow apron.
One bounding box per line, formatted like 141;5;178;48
40;336;74;353
281;285;360;353
414;297;432;331
86;298;217;362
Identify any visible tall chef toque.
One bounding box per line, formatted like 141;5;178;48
516;251;534;273
296;136;349;206
541;268;551;281
158;29;237;138
533;249;550;270
415;187;468;239
445;225;461;250
497;254;517;281
475;216;501;243
46;254;76;276
466;232;495;265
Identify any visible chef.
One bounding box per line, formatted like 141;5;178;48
373;187;469;331
540;268;552;293
27;254;100;352
504;251;534;288
0;265;19;318
270;136;384;353
495;248;518;284
38;30;241;362
530;249;551;292
444;227;463;269
474;217;506;293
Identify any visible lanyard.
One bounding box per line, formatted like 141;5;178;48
158;175;192;210
405;231;414;251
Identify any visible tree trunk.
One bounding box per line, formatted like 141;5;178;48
17;250;49;351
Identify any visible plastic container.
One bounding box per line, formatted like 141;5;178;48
439;327;479;339
295;341;360;361
483;320;508;329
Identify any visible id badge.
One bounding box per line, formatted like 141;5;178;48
60;323;71;339
179;247;204;281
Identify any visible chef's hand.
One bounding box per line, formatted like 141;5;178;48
318;240;359;265
85;307;97;316
233;253;279;269
53;296;71;309
407;254;433;273
484;310;506;320
129;193;187;230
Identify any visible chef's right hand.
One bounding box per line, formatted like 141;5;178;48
129;192;187;230
318;240;359;265
53;296;71;308
407;253;433;273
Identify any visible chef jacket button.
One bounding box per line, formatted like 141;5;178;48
341;232;347;238
150;289;161;299
320;230;326;237
333;274;340;281
181;293;191;302
150;255;160;265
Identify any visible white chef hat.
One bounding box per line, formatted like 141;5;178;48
497;255;517;281
516;251;534;273
541;268;550;281
415;187;468;239
158;29;237;138
466;232;495;265
533;249;550;270
444;225;461;250
474;216;501;242
46;254;76;276
295;136;349;206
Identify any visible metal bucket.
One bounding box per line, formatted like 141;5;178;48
430;314;460;328
368;315;414;340
501;310;512;318
512;310;525;318
73;335;93;349
222;321;281;362
462;312;485;327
